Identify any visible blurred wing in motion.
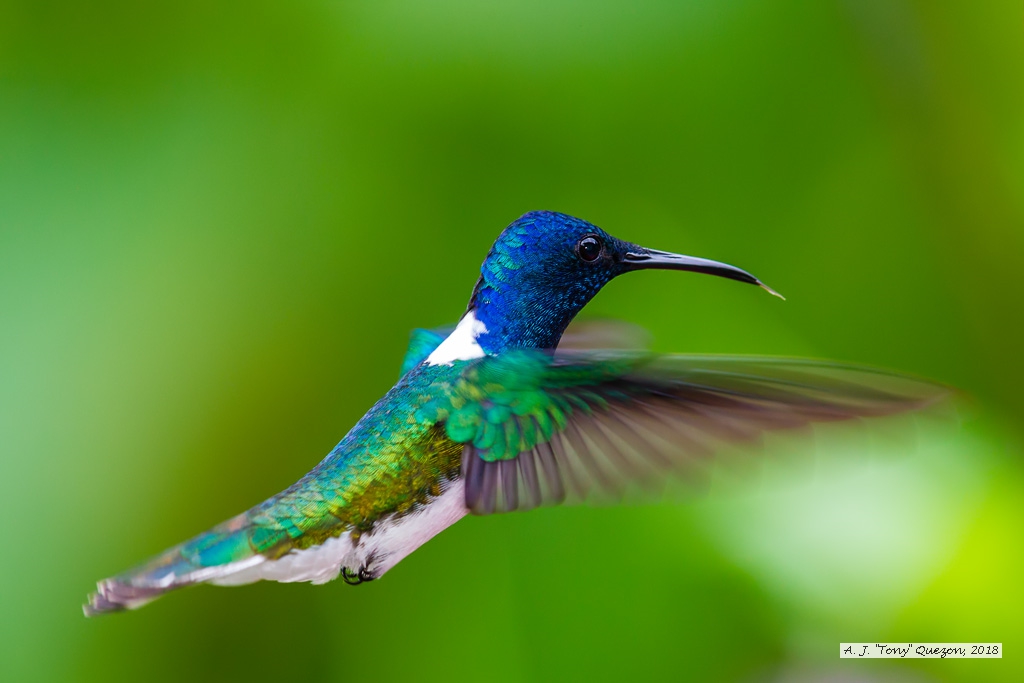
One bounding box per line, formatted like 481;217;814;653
445;351;949;514
555;319;651;353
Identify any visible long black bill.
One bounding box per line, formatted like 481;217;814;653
623;248;784;299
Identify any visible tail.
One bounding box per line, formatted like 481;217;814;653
84;513;275;616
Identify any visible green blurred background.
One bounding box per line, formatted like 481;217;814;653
2;1;1022;681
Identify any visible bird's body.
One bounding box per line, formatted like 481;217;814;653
86;211;944;615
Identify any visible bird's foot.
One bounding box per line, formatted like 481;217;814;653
340;566;376;585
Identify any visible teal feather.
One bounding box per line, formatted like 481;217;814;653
398;327;450;377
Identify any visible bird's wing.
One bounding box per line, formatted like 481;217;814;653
555;319;652;353
439;350;948;514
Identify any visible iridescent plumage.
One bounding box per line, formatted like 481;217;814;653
85;211;946;615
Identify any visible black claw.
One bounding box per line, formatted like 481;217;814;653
340;565;376;585
340;567;363;585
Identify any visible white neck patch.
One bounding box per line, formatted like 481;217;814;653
425;311;488;365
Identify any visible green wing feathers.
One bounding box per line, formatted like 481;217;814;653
443;351;949;514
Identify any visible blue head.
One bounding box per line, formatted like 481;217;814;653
467;211;780;353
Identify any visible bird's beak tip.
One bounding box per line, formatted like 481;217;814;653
759;282;785;300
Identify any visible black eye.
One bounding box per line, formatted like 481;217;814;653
577;235;602;262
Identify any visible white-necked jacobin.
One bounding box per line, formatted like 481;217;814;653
85;211;944;615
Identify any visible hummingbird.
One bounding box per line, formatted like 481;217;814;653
85;211;943;615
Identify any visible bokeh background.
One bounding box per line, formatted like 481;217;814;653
2;1;1022;681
